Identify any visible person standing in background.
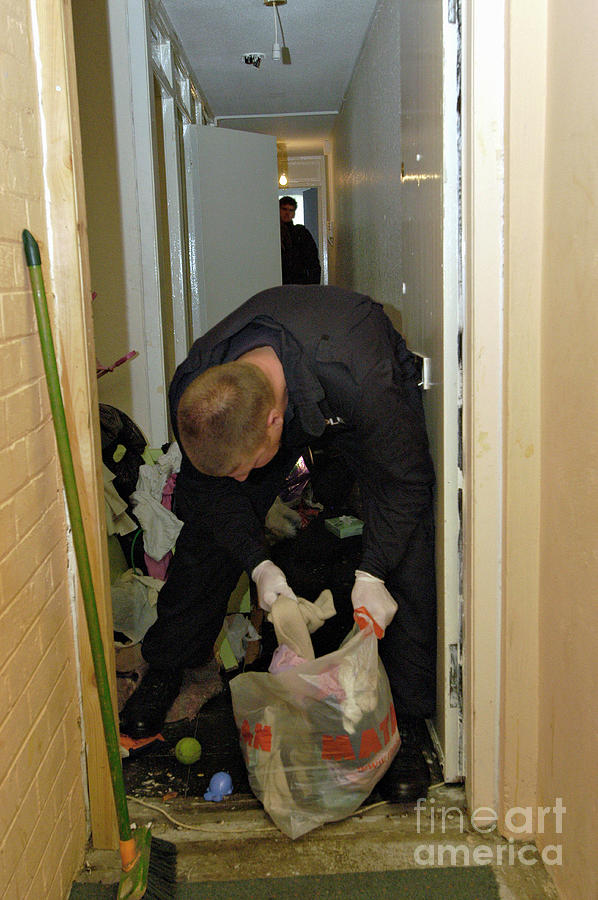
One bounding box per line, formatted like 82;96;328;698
279;196;321;284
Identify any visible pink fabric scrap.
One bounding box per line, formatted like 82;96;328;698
143;472;178;580
269;644;307;674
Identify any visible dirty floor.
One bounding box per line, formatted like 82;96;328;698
75;782;560;899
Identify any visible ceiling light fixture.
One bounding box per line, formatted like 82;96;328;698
277;142;289;187
264;0;287;63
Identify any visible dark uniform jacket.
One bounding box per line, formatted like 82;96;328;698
169;285;434;580
280;222;321;284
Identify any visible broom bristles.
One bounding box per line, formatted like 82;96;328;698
145;835;178;899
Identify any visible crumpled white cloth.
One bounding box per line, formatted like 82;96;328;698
130;491;183;561
135;441;182;502
265;496;302;539
130;442;183;561
103;464;136;536
111;569;164;644
296;592;336;634
267;590;336;662
225;614;260;660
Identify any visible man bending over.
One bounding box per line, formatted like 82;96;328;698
120;285;436;802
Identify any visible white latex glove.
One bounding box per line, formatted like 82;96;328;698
252;560;297;612
265;495;302;540
351;570;398;639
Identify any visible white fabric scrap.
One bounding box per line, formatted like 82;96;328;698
225;614;259;660
157;441;182;476
135;441;182;502
111;569;164;645
129;490;183;561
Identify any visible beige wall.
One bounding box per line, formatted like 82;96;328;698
330;0;462;774
500;0;545;822
491;0;598;895
329;0;404;318
71;0;132;422
0;1;87;895
536;0;598;896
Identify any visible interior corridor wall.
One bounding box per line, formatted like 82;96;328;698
329;0;454;769
329;0;404;324
536;0;598;896
330;0;443;356
72;0;152;439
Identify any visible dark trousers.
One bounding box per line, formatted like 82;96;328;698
141;462;284;670
379;513;436;718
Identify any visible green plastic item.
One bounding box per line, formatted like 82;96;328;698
324;515;364;538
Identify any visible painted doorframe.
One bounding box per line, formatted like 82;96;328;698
463;0;545;829
461;0;505;818
184;124;209;340
428;0;462;785
35;0;119;848
106;0;209;445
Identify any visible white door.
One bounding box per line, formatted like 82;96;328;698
184;126;282;335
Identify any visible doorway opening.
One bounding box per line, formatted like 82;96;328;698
70;0;465;848
280;156;330;284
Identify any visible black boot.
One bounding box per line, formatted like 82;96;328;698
377;716;431;803
119;667;183;739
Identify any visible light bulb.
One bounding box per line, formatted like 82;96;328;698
279;173;288;186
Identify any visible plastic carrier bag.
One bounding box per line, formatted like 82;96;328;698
230;626;400;839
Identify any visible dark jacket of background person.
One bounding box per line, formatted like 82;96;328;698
280;221;322;284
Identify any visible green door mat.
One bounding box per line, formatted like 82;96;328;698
70;866;500;899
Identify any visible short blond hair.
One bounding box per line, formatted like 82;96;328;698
177;362;275;475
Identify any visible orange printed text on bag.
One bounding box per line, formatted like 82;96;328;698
240;701;397;763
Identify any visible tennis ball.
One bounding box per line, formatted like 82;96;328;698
175;737;202;765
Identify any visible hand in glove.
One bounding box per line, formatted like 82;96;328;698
351;570;398;639
252;560;297;612
265;495;302;540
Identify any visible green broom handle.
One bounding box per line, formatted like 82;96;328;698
22;230;132;842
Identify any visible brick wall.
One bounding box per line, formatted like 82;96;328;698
0;1;87;897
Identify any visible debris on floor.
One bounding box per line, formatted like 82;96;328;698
116;643;224;727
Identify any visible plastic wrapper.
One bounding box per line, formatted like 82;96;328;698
279;455;311;505
230;626;400;839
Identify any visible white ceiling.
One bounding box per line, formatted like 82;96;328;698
162;0;381;154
